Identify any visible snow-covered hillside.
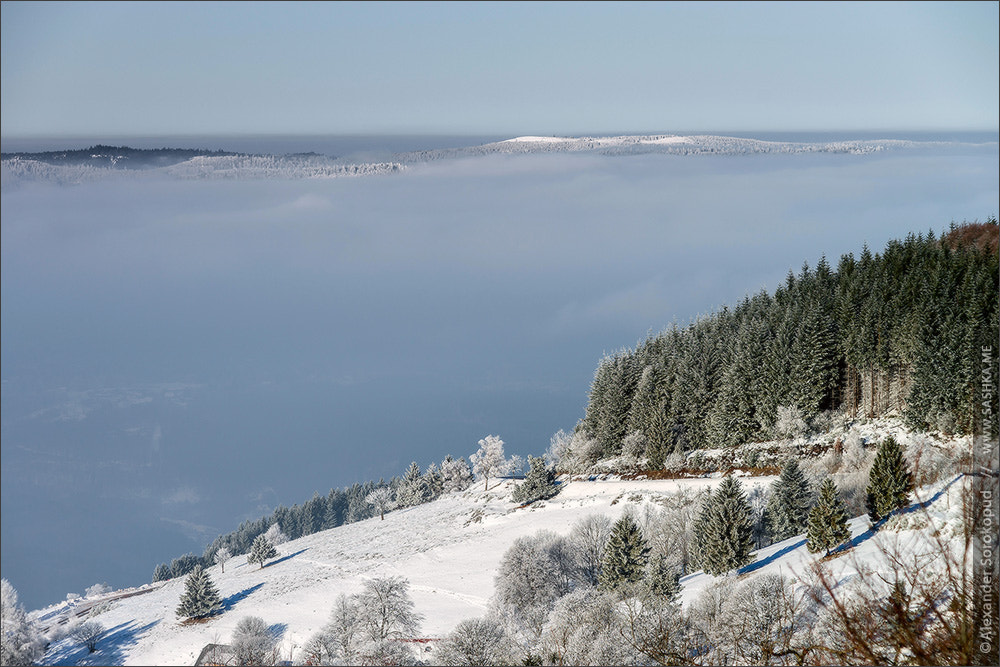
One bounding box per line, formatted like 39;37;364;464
29;420;976;666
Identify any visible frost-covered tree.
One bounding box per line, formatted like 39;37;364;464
396;461;428;507
423;462;444;500
262;523;288;547
436;617;514;666
493;531;574;648
355;576;423;644
645;551;681;601
544;429;572;471
540;588;633;666
694;475;756;576
365;487;396;520
470;435;506;491
301;593;361;665
568;514;613;587
511;455;557;505
248;534;278;569
866;435;913;523
620;430;646;467
84;582;111;598
214;546;232;573
72;620;105;653
712;573;802;665
1;579;45;666
598;513;650;591
231;616;277;666
152;562;172;582
175;565;222;620
505;454;526;478
766;459;813;542
807;478;852;555
441;455;474;493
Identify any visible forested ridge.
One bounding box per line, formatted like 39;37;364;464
579;220;999;468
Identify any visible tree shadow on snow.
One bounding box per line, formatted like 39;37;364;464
738;539;807;575
219;583;265;613
264;547;308;568
268;622;288;643
44;619;159;666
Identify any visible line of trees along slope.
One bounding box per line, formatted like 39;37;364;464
580;221;999;466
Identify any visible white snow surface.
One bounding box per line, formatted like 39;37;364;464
30;463;974;666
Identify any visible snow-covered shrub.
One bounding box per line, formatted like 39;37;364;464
544;429;572;471
905;435;951;487
263;523;288;547
436;617;514;666
84;582;111;598
1;579;45;666
301;593;360;665
231;616;278;666
72;620;105;653
687;578;737;659
773;405;808;439
841;430;871;472
620;430;646;467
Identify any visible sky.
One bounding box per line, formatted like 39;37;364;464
2;1;998;138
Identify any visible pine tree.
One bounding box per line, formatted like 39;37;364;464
175;565;222;619
806;478;852;555
765;459;812;542
598;514;650;590
396;461;427;507
866;436;913;523
694;475;756;576
645;552;680;601
248;534;278;569
512;455;558;505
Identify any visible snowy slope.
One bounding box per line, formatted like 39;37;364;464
30;453;973;666
32;475;776;666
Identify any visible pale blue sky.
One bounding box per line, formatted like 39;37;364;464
2;1;997;137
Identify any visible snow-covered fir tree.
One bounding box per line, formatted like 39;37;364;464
694;474;756;576
1;579;45;666
396;461;428;507
766;459;812;542
423;462;444;500
645;551;681;601
866;435;913;522
440;455;474;493
175;565;222;620
470;435;506;491
806;478;851;555
598;513;650;591
512;455;558;505
248;534;278;569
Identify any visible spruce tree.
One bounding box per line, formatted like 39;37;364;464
866;436;913;523
694;475;756;576
396;461;427;507
765;459;812;542
645;552;680;601
248;534;278;569
598;514;650;591
511;455;557;505
175;565;222;619
806;478;852;555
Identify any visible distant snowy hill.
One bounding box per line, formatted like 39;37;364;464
29;418;974;666
3;133;990;187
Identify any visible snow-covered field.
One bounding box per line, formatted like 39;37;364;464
31;459;973;666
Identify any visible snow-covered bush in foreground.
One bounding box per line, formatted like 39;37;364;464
435;617;514;666
231;616;279;666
